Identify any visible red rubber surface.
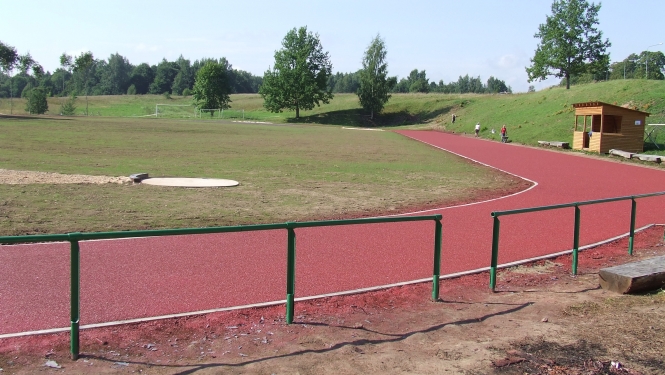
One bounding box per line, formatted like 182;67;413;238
2;130;665;335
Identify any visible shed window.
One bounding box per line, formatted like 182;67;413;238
602;115;622;133
591;115;601;132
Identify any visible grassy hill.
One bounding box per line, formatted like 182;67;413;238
2;79;664;150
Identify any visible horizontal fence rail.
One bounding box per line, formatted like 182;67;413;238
0;214;442;360
489;191;665;292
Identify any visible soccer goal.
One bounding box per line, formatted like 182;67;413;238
155;104;197;118
645;123;665;150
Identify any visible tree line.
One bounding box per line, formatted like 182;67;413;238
3;0;665;118
328;70;512;94
0;49;262;100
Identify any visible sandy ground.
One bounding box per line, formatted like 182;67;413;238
1;227;664;374
0;169;131;185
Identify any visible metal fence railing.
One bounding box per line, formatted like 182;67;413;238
0;214;442;360
489;191;665;292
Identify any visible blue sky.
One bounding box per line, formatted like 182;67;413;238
1;0;663;92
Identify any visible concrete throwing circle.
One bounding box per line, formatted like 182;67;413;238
140;178;239;187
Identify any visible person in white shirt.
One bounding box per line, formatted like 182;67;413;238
475;123;480;137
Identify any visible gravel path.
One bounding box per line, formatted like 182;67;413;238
0;169;131;185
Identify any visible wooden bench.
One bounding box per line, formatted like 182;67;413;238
599;255;665;294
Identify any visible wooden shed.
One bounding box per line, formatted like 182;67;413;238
572;102;649;154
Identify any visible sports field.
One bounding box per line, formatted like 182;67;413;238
0;115;521;236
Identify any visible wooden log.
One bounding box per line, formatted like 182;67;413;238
609;149;634;159
599;255;665;294
633;154;662;163
549;141;569;149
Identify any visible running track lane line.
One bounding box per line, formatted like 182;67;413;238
3;130;665;337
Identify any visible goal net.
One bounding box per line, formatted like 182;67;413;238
155;104;197;118
645;124;665;150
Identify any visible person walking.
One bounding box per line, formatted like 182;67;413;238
474;123;480;137
452;114;456;124
501;124;507;143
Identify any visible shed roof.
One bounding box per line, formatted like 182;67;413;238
572;101;650;116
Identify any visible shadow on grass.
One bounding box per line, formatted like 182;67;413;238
643;141;665;154
287;105;454;127
0;114;72;121
82;301;533;374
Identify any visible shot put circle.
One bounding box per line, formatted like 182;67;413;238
140;178;239;187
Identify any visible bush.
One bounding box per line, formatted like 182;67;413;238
182;88;191;96
25;87;48;114
60;94;77;116
162;91;172;99
127;84;137;95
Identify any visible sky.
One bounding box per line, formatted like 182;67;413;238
1;0;664;92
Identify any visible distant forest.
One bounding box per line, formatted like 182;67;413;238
0;51;514;99
0;54;262;99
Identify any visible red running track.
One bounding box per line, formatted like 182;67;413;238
2;130;665;336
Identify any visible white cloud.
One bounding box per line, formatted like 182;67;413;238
497;54;519;69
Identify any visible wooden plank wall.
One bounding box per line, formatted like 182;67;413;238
599;107;645;153
572;105;646;153
573;131;584;149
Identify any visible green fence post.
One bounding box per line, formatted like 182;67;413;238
629;198;636;255
286;225;296;324
432;216;443;301
490;215;500;292
68;233;81;360
572;205;580;275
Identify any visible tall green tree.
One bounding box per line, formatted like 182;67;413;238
0;41;18;113
526;0;611;89
149;59;179;94
59;53;72;96
129;63;154;94
260;26;333;119
357;34;395;120
73;51;95;115
192;60;232;113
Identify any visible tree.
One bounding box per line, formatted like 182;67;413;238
526;0;611;89
59;53;72;96
357;34;395;119
149;59;179;94
25;87;48;114
486;76;510;93
192;60;232;113
98;53;132;95
260;26;333;119
129;63;154;94
73;51;95;115
0;41;18;113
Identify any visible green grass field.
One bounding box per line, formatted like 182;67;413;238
0;116;521;236
2;79;663;235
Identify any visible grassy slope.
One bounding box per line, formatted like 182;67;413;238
2;79;663;141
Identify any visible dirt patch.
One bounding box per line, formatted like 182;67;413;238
1;227;664;374
0;169;131;185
